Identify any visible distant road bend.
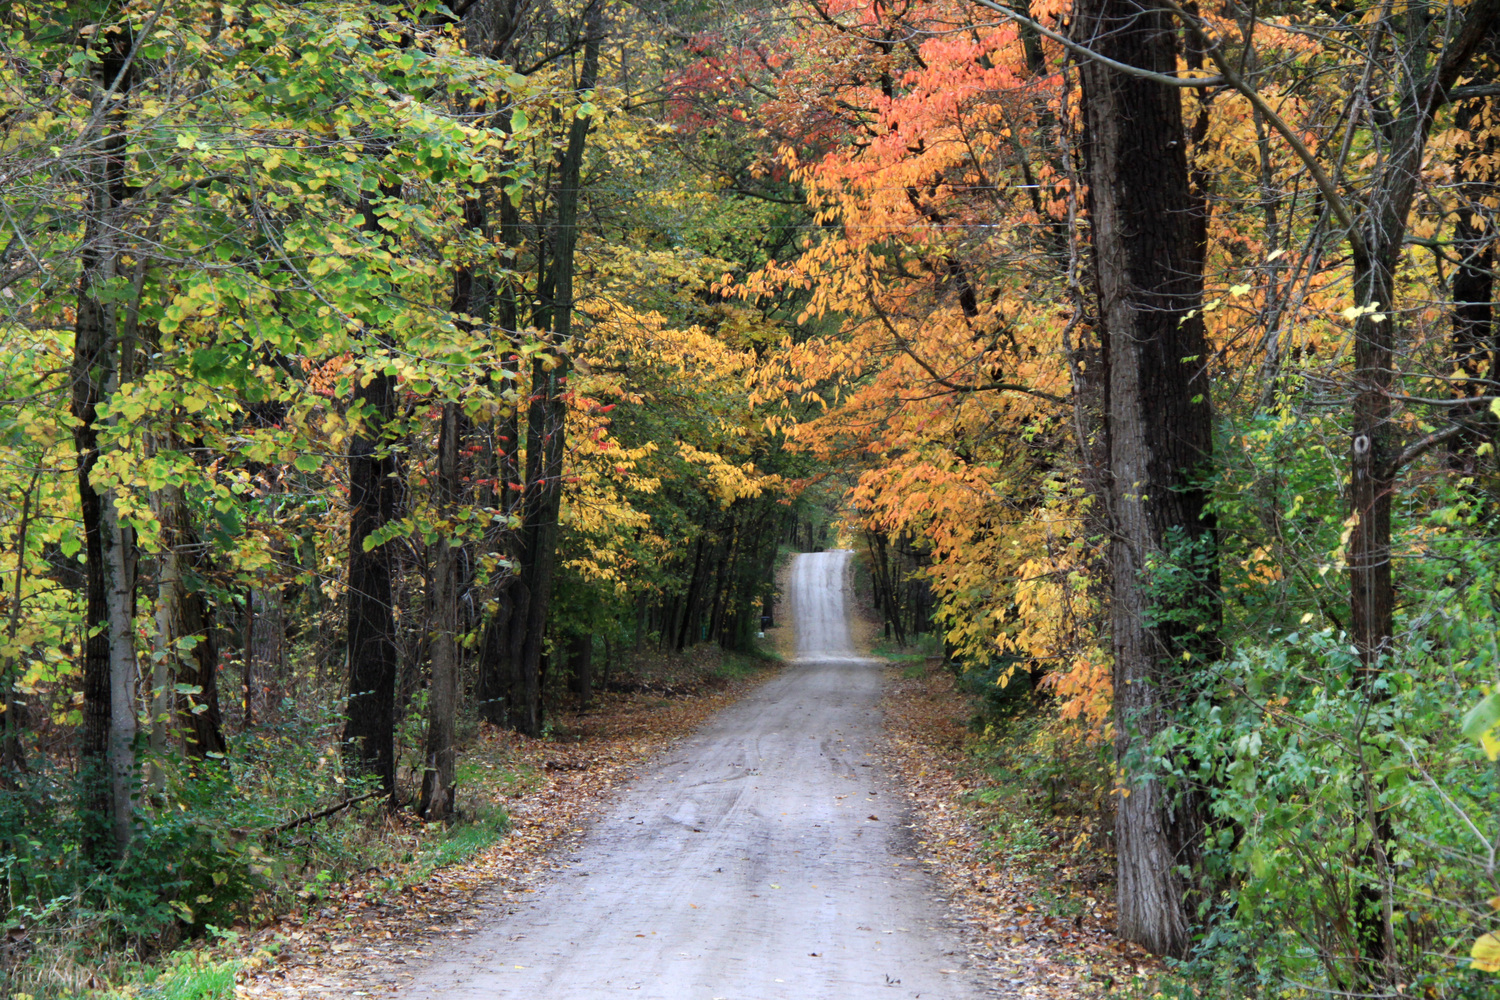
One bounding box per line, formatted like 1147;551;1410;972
402;549;996;999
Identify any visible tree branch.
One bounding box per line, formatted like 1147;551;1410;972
1153;0;1368;264
1391;422;1472;473
266;788;385;835
968;0;1225;89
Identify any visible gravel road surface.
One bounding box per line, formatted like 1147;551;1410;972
401;549;996;999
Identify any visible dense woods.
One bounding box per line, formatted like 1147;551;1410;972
3;0;1500;996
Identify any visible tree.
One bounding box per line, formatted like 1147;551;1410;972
72;6;143;861
1069;0;1218;957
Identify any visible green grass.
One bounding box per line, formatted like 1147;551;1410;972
453;754;541;799
871;633;944;662
714;646;781;681
131;959;238;1000
426;817;507;871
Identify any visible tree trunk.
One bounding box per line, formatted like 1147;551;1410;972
514;18;603;734
473;97;532;731
342;174;406;796
1;474;38;785
1346;1;1499;670
73;26;138;862
343;356;401;794
247;585;285;722
569;633;592;711
152;480;225;763
1445;61;1497;474
1074;0;1218;958
420;404;461;821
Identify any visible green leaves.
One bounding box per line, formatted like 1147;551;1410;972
1462;689;1500;760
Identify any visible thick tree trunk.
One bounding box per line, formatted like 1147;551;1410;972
419;404;461;820
1074;0;1218;958
343;358;401;794
342;178;405;796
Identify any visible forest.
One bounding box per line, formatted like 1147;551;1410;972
0;0;1498;997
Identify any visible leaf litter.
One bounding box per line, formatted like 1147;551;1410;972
878;657;1160;998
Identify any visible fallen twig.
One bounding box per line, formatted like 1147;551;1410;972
268;789;385;835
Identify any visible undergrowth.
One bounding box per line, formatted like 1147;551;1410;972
956;682;1115;918
0;702;522;999
1;641;779;998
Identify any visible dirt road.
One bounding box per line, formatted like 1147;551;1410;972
401;550;997;999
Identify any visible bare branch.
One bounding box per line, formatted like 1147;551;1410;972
968;0;1226;89
1391;422;1472;472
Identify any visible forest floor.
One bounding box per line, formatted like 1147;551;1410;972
876;659;1160;997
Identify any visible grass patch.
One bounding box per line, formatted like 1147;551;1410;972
714;645;781;681
872;632;943;662
408;807;511;880
136;958;239;1000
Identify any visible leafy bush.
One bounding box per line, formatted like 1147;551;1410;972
1163;628;1500;996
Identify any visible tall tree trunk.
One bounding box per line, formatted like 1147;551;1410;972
343;355;401;794
514;17;603;734
73;25;139;861
1445;73;1496;474
474;100;530;730
420;404;461;820
1074;0;1218;958
1346;1;1499;670
342;174;405;796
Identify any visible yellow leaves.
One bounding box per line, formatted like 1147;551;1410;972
1472;932;1500;972
676;442;774;506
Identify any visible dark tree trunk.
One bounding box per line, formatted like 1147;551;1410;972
1074;0;1218;958
514;18;603;734
342;176;405;796
1346;1;1499;671
343;355;401;794
472;94;533;732
73;27;138;861
419;403;461;820
569;633;592;711
153;481;225;761
1;475;38;784
1338;10;1499;989
1446;81;1496;473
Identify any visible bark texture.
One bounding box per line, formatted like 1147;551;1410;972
152;481;225;762
1074;0;1217;957
342;177;406;795
343;357;401;793
72;28;138;860
419;404;461;820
